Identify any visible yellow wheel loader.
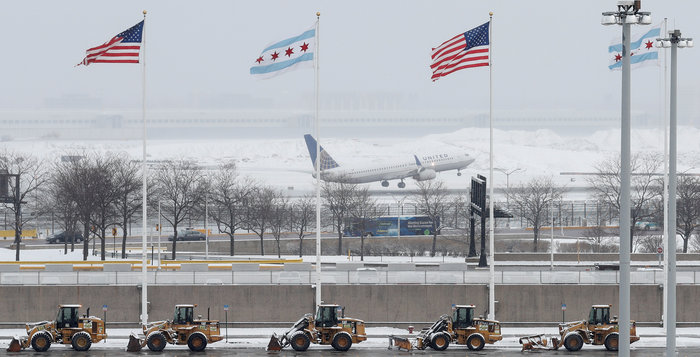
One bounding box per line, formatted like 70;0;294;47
519;304;640;352
127;304;222;352
267;304;367;352
388;305;502;351
7;304;106;353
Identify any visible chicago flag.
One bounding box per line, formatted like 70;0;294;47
250;27;315;79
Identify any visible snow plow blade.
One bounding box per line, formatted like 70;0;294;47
519;334;559;351
126;333;145;352
6;337;25;352
388;335;413;351
267;334;283;351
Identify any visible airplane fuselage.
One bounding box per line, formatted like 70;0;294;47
317;152;474;184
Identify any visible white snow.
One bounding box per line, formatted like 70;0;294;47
1;126;698;195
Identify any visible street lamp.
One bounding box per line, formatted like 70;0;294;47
656;28;692;357
494;167;524;227
601;2;651;356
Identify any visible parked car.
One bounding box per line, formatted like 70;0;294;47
46;231;84;244
167;229;206;241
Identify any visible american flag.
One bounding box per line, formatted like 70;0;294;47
78;20;144;66
431;22;489;81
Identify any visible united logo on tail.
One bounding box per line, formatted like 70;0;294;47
304;134;340;170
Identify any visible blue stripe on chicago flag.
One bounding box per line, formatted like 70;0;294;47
262;29;315;53
608;27;661;52
608;51;658;70
250;52;314;75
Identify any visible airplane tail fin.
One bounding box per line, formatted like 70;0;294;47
304;134;340;171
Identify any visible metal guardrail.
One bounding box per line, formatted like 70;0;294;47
0;269;698;286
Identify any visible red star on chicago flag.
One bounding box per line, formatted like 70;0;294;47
614;54;622;62
285;47;294;57
645;40;653;49
300;42;309;52
256;56;264;64
270;51;279;61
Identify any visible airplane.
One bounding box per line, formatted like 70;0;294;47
303;134;475;188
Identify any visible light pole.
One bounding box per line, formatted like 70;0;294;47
394;196;407;241
656;29;693;357
495;167;524;227
601;2;651;356
205;199;209;260
157;201;161;271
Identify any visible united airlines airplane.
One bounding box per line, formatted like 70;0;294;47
304;134;475;188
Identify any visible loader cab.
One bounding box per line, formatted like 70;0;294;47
452;305;476;329
588;305;611;325
173;305;195;325
316;305;343;327
56;305;80;329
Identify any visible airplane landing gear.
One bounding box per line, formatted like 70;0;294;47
397;181;406;189
381;180;389;187
457;170;462;176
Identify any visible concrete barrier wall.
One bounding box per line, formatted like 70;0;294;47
1;284;697;324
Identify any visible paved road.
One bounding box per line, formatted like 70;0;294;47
0;346;688;356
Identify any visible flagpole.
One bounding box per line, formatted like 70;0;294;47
661;17;669;328
487;11;495;321
140;9;149;327
314;12;322;309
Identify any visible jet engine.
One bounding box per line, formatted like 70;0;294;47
413;168;436;181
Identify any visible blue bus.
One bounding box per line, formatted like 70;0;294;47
343;215;439;237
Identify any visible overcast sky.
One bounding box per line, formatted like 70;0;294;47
1;0;699;119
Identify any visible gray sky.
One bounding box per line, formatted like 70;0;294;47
1;0;699;119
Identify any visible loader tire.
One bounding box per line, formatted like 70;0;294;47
466;333;485;351
71;331;92;351
604;333;619;351
430;333;450;351
31;332;51;352
564;333;584;352
290;331;311;351
187;332;208;352
147;331;167;352
331;331;353;352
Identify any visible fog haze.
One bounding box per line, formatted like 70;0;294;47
1;0;698;123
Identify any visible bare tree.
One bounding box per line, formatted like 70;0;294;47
582;226;616;253
348;186;378;261
208;162;257;256
675;175;700;253
49;191;80;254
269;192;289;258
247;185;277;256
322;180;358;255
507;176;563;252
112;157;143;258
412;180;449;257
87;155;119;261
152;160;206;260
587;153;661;252
0;151;48;261
289;195;316;257
53;154;103;260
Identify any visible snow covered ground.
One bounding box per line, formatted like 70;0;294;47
2;126;699;195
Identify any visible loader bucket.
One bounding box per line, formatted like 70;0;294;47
388;335;413;351
267;334;283;351
519;335;548;351
126;333;144;352
6;337;23;352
